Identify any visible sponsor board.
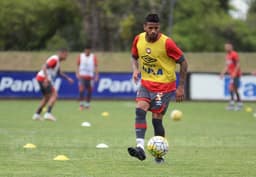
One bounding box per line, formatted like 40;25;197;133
190;73;256;100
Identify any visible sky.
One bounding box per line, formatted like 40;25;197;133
230;0;250;19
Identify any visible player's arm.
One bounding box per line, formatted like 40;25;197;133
41;64;49;83
76;55;81;79
131;35;140;84
94;55;99;81
177;59;188;102
220;65;228;79
166;38;188;102
59;70;74;84
232;53;240;78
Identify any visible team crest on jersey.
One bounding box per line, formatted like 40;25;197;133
146;48;151;54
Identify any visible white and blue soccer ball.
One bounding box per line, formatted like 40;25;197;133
147;136;169;158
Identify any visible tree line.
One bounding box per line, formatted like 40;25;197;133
0;0;255;52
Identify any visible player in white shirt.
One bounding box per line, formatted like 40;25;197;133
76;45;99;110
32;48;74;121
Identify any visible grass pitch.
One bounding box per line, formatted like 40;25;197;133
0;100;256;177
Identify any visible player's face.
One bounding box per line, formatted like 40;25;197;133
224;43;233;52
85;48;91;56
59;51;68;61
144;22;160;42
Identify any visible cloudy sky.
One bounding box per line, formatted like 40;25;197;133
230;0;250;19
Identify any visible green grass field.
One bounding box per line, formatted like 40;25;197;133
0;100;256;177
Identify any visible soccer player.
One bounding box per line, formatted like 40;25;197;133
220;42;243;111
32;48;74;121
127;14;188;163
76;45;99;110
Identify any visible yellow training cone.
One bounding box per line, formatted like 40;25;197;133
23;143;37;149
245;107;253;113
53;155;69;161
101;112;109;117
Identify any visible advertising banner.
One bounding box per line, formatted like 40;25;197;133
190;73;256;100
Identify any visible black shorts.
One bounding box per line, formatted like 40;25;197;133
38;81;54;95
79;78;93;89
136;85;175;115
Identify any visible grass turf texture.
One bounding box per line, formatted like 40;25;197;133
0;100;256;177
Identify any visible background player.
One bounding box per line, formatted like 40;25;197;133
32;48;74;121
76;45;99;110
220;42;243;111
127;14;188;163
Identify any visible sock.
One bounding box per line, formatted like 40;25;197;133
229;100;235;105
79;91;84;101
136;138;145;150
135;108;147;148
152;118;165;137
36;107;43;114
86;88;92;102
47;106;52;113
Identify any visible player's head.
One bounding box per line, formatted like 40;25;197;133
84;44;92;56
224;41;233;52
144;13;160;42
58;48;68;61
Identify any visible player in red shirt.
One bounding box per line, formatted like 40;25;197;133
127;14;188;163
220;42;243;110
32;48;74;121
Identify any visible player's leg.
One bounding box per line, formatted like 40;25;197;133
44;87;57;121
78;79;85;110
226;79;235;110
151;91;174;163
234;77;243;110
84;79;92;108
33;81;51;120
128;86;150;161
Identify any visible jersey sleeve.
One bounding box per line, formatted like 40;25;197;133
46;58;58;68
166;38;184;63
232;51;239;62
131;35;140;59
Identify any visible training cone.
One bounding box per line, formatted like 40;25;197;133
245;107;253;113
96;143;109;149
101;112;109;117
53;155;69;161
23;143;37;149
81;121;91;127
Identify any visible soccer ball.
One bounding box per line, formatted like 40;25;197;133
170;109;182;121
147;136;169;158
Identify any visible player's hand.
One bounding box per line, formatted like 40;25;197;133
67;77;74;84
132;70;140;84
220;73;224;79
76;73;80;79
94;74;99;82
176;86;185;102
252;71;256;76
43;78;50;87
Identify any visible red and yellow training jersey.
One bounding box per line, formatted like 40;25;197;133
226;50;241;77
131;32;184;93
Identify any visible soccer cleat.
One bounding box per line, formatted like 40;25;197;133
234;102;243;111
32;113;41;120
44;113;56;121
155;157;165;164
225;104;234;111
128;146;146;161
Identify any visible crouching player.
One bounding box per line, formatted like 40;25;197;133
32;48;74;121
